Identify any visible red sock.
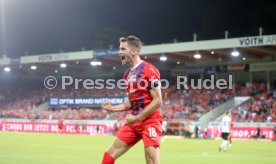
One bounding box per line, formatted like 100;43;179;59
101;152;115;164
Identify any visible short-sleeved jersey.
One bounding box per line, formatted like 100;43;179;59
221;115;231;133
124;61;161;116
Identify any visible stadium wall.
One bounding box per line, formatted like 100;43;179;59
0;119;116;135
208;122;276;140
1;119;275;140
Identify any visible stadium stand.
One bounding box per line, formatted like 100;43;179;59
1;80;275;123
1;34;276;140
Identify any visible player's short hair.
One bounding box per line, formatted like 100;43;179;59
119;35;143;51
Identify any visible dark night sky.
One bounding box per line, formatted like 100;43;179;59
0;0;276;58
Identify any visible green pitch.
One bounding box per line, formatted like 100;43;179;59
0;132;275;164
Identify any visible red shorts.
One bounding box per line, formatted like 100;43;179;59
117;111;163;148
59;125;64;130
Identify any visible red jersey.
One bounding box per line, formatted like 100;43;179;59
124;61;161;116
58;119;64;129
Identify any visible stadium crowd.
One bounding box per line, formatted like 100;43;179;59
231;83;276;122
0;82;276;122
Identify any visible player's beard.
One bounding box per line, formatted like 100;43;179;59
121;53;133;65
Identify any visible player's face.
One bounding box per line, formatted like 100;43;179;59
119;42;134;65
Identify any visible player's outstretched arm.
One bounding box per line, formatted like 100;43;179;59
102;101;131;113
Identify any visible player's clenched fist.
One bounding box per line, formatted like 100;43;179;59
102;101;113;113
126;114;140;125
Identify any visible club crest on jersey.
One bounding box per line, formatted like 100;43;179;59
127;74;137;83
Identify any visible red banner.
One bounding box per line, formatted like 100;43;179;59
208;126;274;140
0;122;108;135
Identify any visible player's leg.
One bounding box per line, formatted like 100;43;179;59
61;126;64;135
101;123;141;164
142;120;162;164
58;127;62;135
144;146;160;164
229;135;232;148
219;133;228;152
102;137;131;164
224;133;229;151
219;139;228;152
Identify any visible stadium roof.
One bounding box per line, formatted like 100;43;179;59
1;34;276;79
